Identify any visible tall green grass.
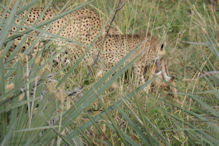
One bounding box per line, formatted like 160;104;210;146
0;0;218;145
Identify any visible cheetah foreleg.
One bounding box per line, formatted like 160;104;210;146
161;59;171;82
159;59;177;97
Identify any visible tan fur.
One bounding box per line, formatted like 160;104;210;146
96;33;166;89
2;7;175;94
3;7;103;65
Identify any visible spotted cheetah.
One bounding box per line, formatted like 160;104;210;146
1;6;175;94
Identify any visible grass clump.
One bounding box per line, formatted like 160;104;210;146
0;0;218;145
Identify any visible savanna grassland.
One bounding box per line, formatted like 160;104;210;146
0;0;218;145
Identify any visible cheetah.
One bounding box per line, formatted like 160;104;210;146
1;6;175;95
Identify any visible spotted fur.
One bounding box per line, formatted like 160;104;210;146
1;7;172;93
96;33;166;87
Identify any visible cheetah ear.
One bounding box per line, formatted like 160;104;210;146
160;41;167;51
160;28;167;50
160;44;164;51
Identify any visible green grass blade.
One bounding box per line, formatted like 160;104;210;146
116;105;153;145
67;77;156;138
0;0;20;49
1;119;17;146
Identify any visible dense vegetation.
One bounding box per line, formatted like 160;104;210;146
0;0;218;145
